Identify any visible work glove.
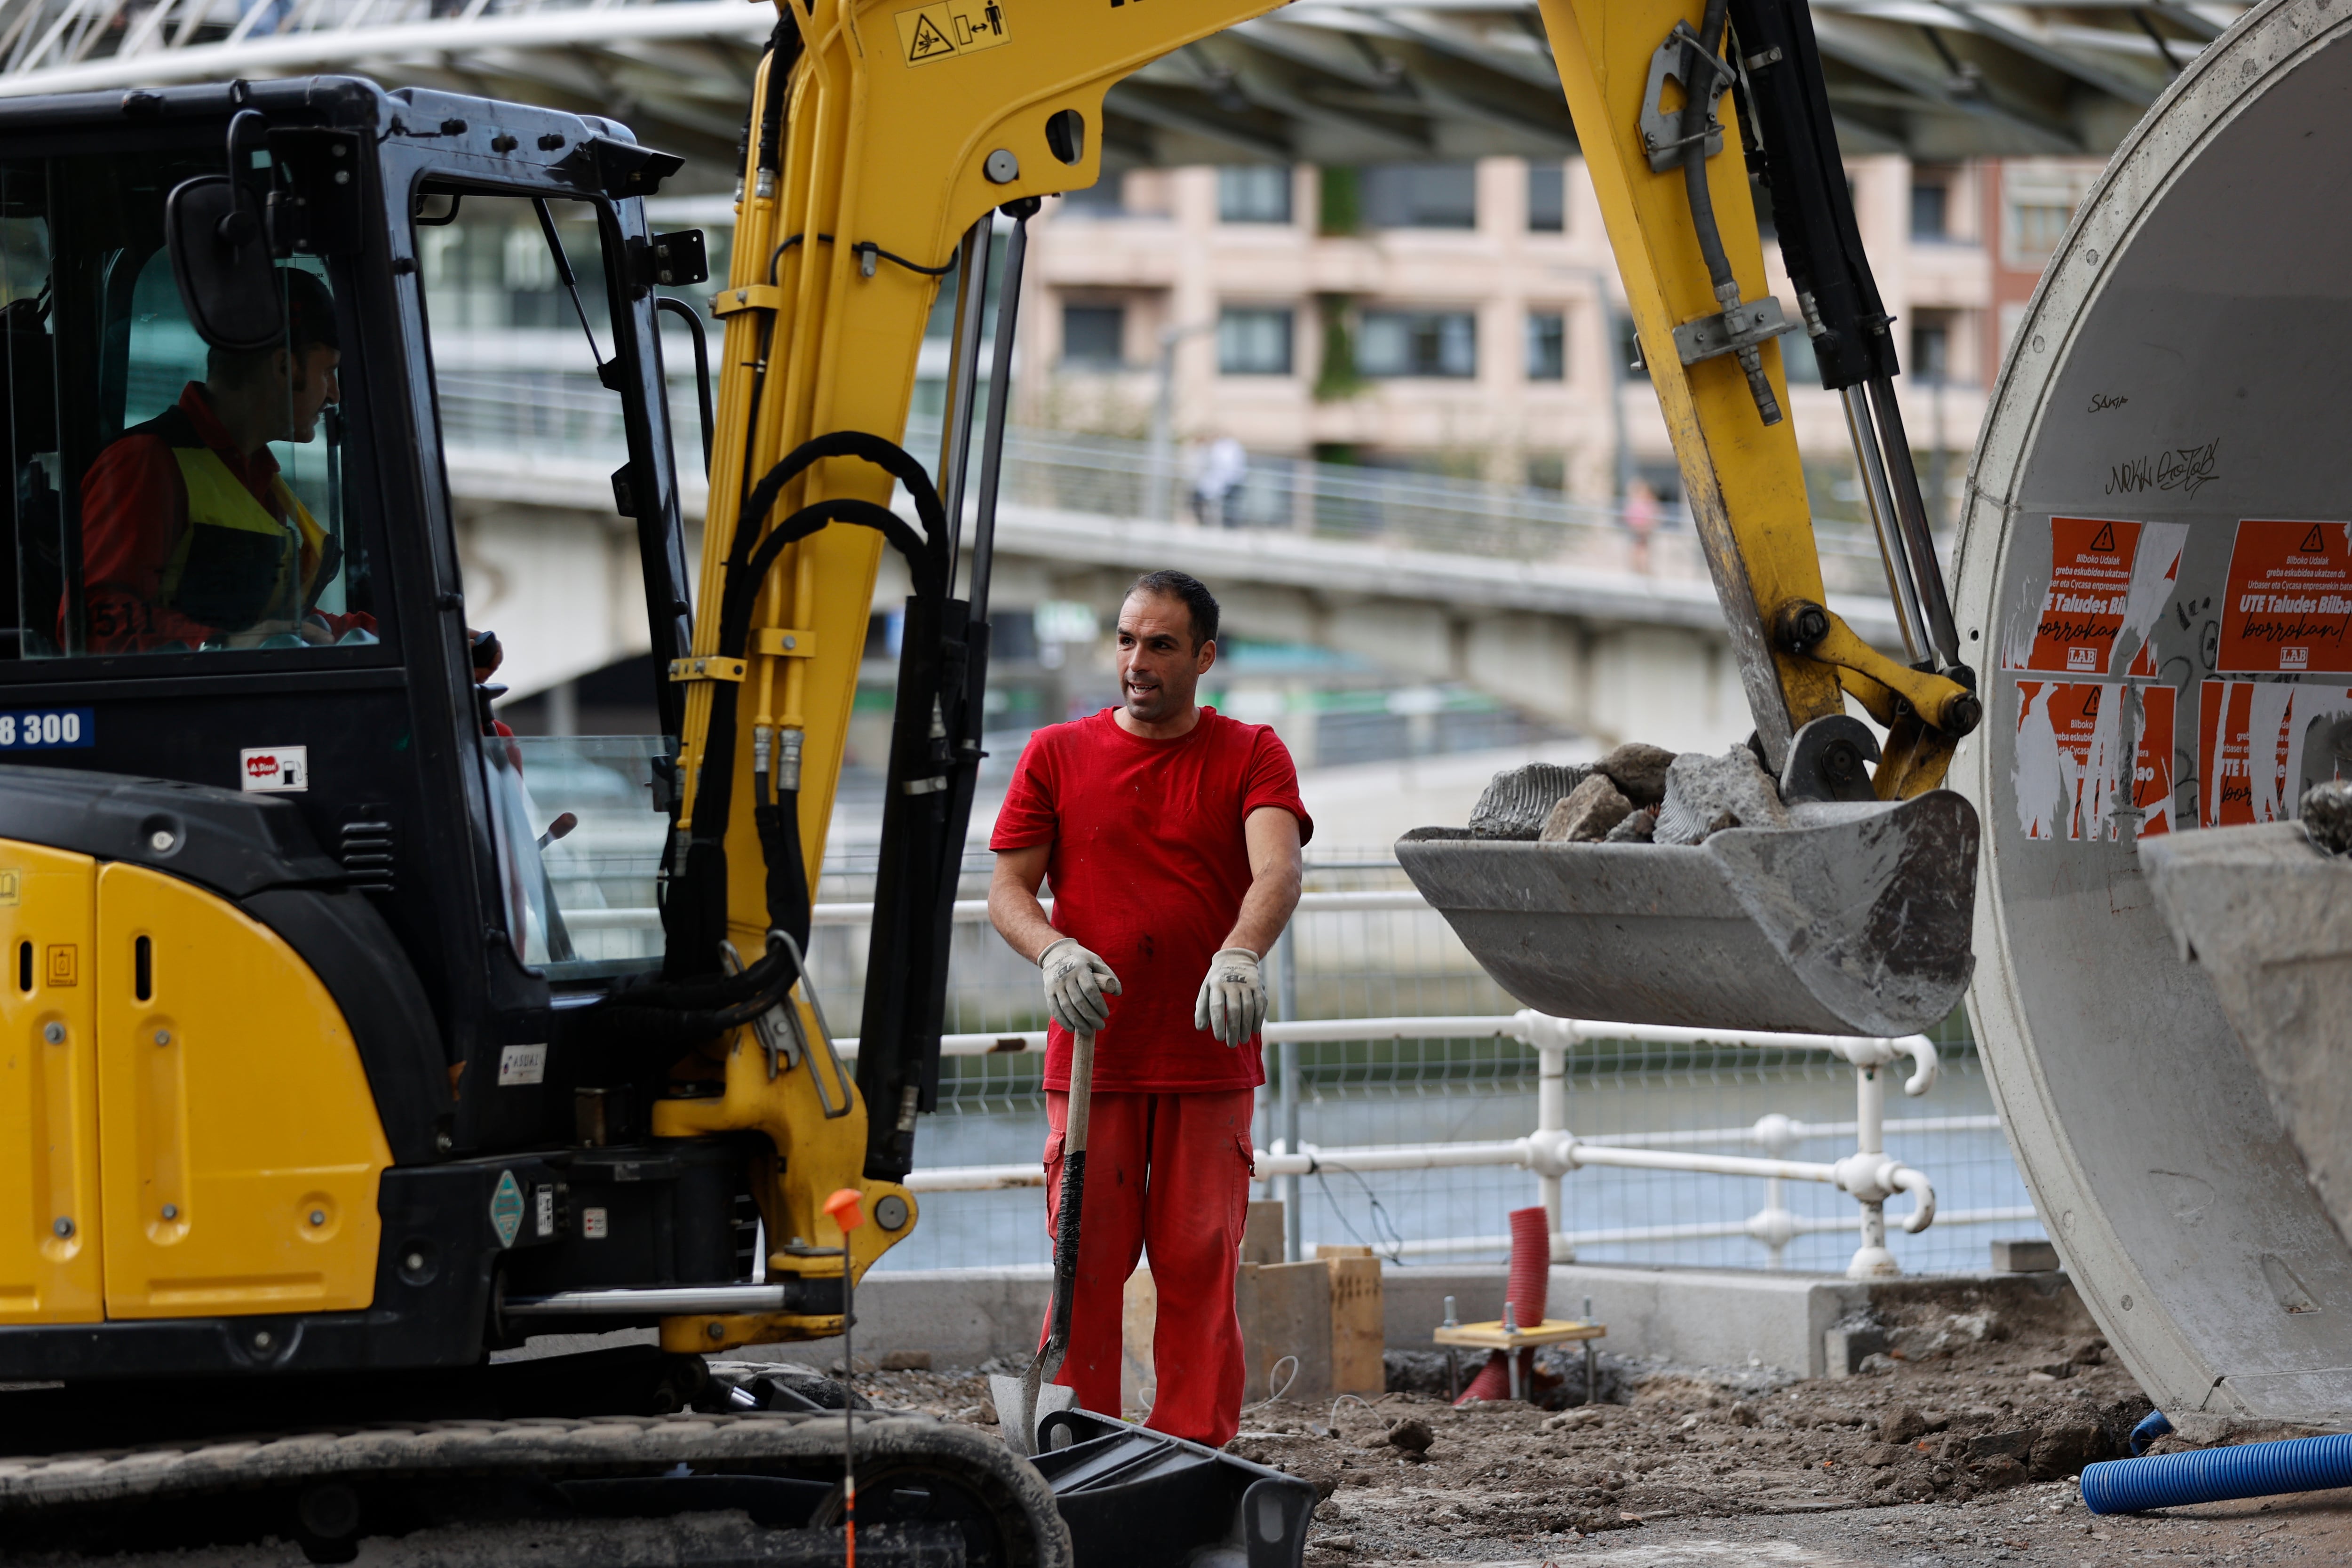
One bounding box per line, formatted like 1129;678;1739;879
1193;947;1268;1047
1039;937;1120;1034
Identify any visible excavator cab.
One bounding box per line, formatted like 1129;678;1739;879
0;76;806;1379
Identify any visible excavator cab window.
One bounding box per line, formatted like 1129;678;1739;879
0;148;384;662
413;180;672;982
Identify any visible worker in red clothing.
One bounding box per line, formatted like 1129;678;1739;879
76;266;370;653
988;568;1309;1449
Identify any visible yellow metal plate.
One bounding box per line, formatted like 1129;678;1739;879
0;842;101;1324
95;864;390;1318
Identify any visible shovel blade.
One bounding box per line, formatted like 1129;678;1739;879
1397;790;1979;1038
988;1371;1075;1458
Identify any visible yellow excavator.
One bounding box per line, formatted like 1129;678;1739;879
0;0;1983;1561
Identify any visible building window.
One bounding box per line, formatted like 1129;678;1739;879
1910;312;1953;382
1526;161;1565;233
1219;166;1292;224
1218;307;1294;375
2008;200;2074;263
1525;453;1566;491
1061;304;1125;368
1358;310;1476;378
1910;180;1949;240
1361;163;1478;230
1062;172;1126;216
1526;311;1565;381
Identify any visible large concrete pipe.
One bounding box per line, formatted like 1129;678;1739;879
1959;0;2352;1429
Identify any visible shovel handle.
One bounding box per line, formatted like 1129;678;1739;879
1042;1029;1094;1372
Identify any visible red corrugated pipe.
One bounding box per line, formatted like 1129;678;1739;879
1454;1205;1549;1405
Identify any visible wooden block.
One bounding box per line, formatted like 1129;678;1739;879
1316;1244;1373;1260
1121;1266;1157;1418
1236;1259;1333;1403
1242;1201;1286;1266
1433;1318;1605;1351
1327;1254;1385;1396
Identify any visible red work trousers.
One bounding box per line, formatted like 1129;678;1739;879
1040;1086;1256;1448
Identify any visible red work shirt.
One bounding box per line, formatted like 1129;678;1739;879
77;382;369;653
991;707;1313;1093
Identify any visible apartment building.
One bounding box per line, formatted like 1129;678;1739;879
1012;154;2067;523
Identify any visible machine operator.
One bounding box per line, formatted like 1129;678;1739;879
987;568;1309;1446
78;266;369;653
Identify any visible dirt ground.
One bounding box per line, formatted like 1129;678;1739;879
833;1275;2352;1567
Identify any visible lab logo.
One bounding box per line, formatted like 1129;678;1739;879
240;746;309;793
2284;646;2310;670
2067;645;2098;670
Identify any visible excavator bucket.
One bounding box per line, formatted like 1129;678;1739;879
2140;822;2352;1249
1397;790;1979;1038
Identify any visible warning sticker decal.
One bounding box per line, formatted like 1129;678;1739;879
2013;680;2176;841
2217;519;2352;674
896;0;1009;66
2193;680;2352;827
2002;516;2186;677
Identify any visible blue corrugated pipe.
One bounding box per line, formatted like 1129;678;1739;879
2083;1430;2352;1515
2131;1410;2173;1456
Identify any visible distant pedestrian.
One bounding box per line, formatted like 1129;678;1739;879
1624;478;1660;574
1191;437;1248;528
988;568;1311;1448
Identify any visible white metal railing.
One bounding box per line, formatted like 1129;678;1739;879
559;888;1419;934
839;1009;1960;1281
431;376;1907;597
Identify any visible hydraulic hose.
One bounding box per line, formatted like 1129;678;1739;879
667;435;950;976
2083;1433;2352;1515
1678;0;1782;424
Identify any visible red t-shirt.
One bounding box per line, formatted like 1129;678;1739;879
991;707;1313;1093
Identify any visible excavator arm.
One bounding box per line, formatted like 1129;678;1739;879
650;0;1989;1353
1543;0;1979;793
647;0;1300;1353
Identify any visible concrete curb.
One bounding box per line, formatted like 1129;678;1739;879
696;1262;1879;1381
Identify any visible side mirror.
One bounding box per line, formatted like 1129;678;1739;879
165;175;282;352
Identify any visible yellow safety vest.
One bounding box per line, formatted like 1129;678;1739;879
154;433;328;632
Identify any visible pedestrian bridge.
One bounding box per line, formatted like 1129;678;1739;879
445;375;1908;756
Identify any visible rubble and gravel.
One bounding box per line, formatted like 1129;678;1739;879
1470;764;1590;840
1602;806;1658;844
2302;779;2352;854
1540;776;1632;843
1593;742;1677;808
827;1277;2352;1566
1654;746;1795;846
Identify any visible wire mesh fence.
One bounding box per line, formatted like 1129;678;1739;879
810;846;2042;1279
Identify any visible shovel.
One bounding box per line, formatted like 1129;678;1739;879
991;1027;1093;1458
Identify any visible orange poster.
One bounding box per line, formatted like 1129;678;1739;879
2217;519;2352;674
2013;681;2175;841
2007;517;2184;677
2194;681;2352;827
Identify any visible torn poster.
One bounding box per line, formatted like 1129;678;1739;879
2194;680;2352;827
2013;680;2177;841
2217;519;2352;675
2001;516;2187;677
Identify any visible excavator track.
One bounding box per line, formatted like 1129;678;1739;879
0;1409;1070;1568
